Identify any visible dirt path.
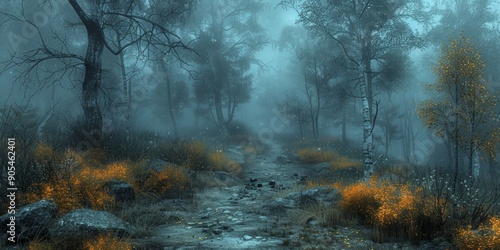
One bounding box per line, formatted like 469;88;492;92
143;140;309;249
140;141;449;250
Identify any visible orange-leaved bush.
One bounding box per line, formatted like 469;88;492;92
24;146;137;214
338;177;421;231
455;216;500;250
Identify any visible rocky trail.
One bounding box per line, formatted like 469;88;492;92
135;141;451;250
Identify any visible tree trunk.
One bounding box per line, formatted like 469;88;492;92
362;93;374;181
342;108;347;147
70;0;104;143
472;148;480;179
166;77;179;138
214;91;228;135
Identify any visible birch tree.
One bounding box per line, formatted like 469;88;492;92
280;0;429;180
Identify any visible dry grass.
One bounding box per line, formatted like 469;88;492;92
297;148;362;173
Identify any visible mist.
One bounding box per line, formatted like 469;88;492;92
1;0;500;249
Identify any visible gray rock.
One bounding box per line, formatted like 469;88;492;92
262;198;295;215
158;199;194;212
49;209;134;243
275;154;298;164
286;186;338;207
0;199;57;242
226;147;245;165
103;179;135;204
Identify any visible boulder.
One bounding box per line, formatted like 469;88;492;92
226;147;245;165
0;199;57;243
49;209;134;243
285;187;339;207
103;179;136;204
262;198;295;215
275;154;298;164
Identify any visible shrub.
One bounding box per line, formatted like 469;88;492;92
141;166;191;198
455;216;500;250
161;140;211;171
23;147;137;214
337;178;381;223
337;177;425;241
209;150;242;175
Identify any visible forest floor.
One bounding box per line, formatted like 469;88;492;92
131;140;454;250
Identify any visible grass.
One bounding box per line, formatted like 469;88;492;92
297;148;362;169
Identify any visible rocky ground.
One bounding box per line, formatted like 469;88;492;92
0;140;455;249
131;141;455;250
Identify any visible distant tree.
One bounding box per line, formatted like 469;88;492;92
280;0;429;180
1;0;196;144
418;35;500;185
279;26;342;141
276;92;309;139
151;57;190;138
429;0;500;84
190;0;267;135
376;101;403;157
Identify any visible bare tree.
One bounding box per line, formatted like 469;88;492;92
1;0;196;146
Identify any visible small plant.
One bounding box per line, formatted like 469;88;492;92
83;233;132;250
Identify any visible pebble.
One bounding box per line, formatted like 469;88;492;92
223;210;231;214
243;235;253;240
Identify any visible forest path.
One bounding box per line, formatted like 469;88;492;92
147;139;310;250
141;140;445;250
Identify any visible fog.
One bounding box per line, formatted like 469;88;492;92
1;0;500;248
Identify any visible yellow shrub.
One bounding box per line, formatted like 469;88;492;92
142;166;190;198
455;216;500;250
23;160;136;214
338;178;381;222
209;150;242;175
338;177;419;229
83;233;132;250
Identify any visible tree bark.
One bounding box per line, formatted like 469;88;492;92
166;77;179;138
69;0;104;140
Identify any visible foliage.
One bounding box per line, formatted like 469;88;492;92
455;216;500;250
25;141;204;212
337;177;436;241
23;148;137;214
190;0;267;131
418;34;500;178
